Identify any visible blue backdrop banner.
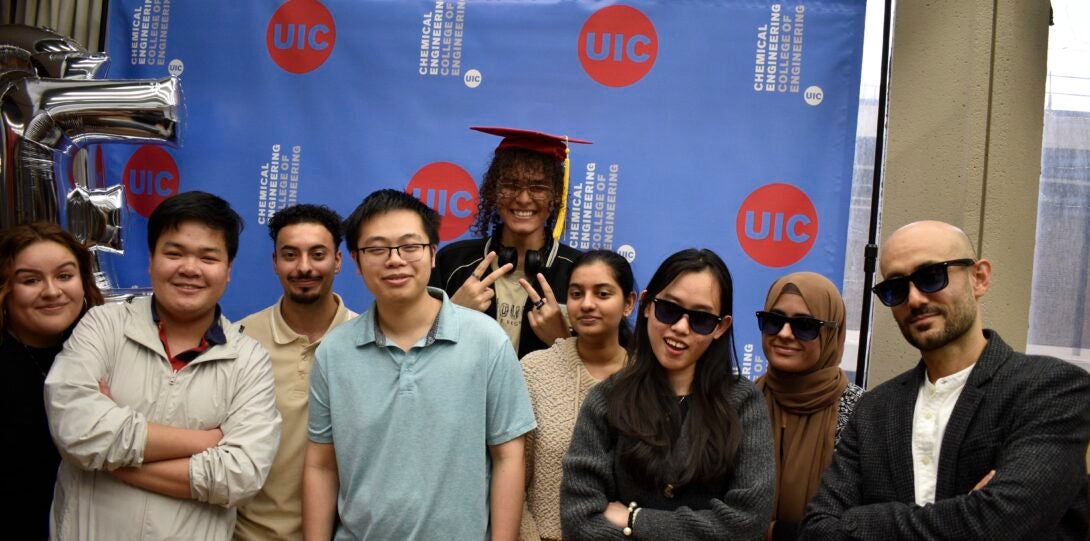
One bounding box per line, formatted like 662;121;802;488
103;0;867;379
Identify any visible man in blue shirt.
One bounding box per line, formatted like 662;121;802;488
302;189;536;541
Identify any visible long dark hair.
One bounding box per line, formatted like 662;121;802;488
569;250;635;347
0;222;105;333
607;248;742;489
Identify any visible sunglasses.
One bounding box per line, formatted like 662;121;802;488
652;298;723;335
755;311;839;341
872;258;975;307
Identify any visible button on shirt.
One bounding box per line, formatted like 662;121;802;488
911;363;975;505
308;288;537;540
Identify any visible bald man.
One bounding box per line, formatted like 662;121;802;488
801;221;1090;541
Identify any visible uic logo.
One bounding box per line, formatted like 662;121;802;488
406;162;479;241
617;244;636;263
578;5;658;87
123;145;179;218
736;183;818;268
266;0;336;74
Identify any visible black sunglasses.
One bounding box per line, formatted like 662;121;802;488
652;298;723;335
872;258;975;307
755;311;839;341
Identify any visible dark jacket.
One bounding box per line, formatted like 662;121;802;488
800;330;1090;541
430;237;580;358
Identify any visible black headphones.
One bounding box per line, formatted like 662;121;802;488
487;230;556;280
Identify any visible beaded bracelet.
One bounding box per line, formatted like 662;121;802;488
624;501;639;537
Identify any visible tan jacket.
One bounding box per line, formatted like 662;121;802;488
45;297;281;541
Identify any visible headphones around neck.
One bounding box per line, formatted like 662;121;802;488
487;231;556;280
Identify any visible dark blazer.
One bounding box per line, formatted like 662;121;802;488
800;330;1090;541
430;236;580;358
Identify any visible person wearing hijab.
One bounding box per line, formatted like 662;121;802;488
754;272;863;541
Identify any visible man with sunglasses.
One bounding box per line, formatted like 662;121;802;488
302;190;536;540
802;220;1090;541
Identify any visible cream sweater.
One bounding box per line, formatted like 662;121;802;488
521;337;602;540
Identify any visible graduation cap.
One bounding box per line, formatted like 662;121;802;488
470;126;592;240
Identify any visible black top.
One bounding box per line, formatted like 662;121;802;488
1;330;64;540
431;236;581;358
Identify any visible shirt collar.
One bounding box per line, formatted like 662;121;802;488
270;293;353;346
150;295;227;347
357;287;456;347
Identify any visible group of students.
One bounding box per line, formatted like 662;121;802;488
2;125;1088;541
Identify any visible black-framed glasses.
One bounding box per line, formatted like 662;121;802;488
872;258;975;307
755;311;839;341
356;243;431;263
652;298;723;335
496;181;553;201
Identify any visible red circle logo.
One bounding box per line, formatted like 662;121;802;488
123;145;179;218
266;0;336;74
736;183;819;267
406;162;479;241
578;5;658;87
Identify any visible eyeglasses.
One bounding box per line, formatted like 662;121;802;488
652;298;723;336
356;243;431;263
755;311;839;341
496;181;553;201
872;258;975;307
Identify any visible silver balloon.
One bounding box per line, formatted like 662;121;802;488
0;24;109;79
1;75;182;231
0;24;182;294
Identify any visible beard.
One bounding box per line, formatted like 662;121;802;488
286;273;323;305
288;290;321;304
897;291;977;352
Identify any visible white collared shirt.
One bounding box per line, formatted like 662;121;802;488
911;362;976;505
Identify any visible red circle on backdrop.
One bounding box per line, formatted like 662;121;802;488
123;145;180;218
406;162;479;241
578;5;658;88
266;0;336;74
736;183;819;267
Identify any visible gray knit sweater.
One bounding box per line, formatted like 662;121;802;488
560;376;775;540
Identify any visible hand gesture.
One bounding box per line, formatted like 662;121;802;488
519;272;571;346
450;251;513;312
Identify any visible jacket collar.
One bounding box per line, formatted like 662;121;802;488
123;296;239;364
888;329;1010;501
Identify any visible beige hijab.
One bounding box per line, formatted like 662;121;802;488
754;272;848;526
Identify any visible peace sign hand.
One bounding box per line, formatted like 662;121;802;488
519;272;571;346
450;251;513;312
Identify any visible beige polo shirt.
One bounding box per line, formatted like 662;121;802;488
234;294;356;541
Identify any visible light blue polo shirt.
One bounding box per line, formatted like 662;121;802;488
308;287;536;541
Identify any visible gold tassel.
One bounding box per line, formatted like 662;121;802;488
552;139;570;240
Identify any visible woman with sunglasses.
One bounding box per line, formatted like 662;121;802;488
753;272;863;541
561;249;774;541
520;250;636;541
0;222;104;539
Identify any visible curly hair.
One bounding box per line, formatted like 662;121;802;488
268;204;344;248
0;222;105;333
471;148;565;238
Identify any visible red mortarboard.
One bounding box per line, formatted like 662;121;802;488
470;126;592;161
470;126;592;239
